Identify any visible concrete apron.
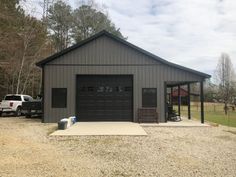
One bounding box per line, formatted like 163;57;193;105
50;122;147;136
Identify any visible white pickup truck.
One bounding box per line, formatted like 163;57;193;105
0;94;33;117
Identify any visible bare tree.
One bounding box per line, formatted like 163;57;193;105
214;53;236;114
15;14;47;94
0;0;49;96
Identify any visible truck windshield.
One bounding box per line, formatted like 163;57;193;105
4;96;21;101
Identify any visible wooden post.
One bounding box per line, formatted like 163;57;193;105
178;85;181;116
187;83;191;119
200;81;204;124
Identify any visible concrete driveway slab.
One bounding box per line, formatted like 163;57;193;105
50;122;147;136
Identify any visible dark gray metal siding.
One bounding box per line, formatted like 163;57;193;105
43;36;203;123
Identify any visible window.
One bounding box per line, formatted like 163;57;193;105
24;96;33;101
125;87;132;92
79;87;87;92
5;95;21;101
142;88;157;107
52;88;67;108
23;96;29;101
88;87;95;92
97;86;104;92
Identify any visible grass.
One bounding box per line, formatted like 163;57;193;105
174;102;236;127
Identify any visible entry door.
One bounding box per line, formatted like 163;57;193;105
76;75;133;121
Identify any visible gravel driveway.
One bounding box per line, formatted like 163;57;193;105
0;117;235;177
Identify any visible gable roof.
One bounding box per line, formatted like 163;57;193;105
36;30;210;78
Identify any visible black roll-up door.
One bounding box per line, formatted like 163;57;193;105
76;75;133;121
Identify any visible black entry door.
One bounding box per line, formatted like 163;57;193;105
76;75;133;121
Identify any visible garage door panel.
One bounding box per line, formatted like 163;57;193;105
78;112;132;121
76;75;133;121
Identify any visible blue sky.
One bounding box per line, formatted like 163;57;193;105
24;0;236;75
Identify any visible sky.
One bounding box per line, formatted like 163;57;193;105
25;0;236;76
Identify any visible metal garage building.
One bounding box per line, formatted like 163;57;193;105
36;30;210;123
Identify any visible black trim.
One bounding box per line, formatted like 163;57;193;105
36;30;210;79
187;83;191;119
166;81;198;87
75;74;78;122
41;67;44;123
47;63;163;66
131;75;134;122
200;81;204;124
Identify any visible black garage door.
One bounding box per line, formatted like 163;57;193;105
76;75;133;121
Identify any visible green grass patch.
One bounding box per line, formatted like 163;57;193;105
173;103;236;127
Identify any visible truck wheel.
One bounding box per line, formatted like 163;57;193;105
15;107;22;117
0;112;2;117
26;114;31;118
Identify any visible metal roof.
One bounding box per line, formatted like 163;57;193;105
36;30;211;78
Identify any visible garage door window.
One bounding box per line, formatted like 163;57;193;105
52;88;67;108
142;88;157;107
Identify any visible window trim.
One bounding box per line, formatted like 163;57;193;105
142;88;157;107
51;88;67;108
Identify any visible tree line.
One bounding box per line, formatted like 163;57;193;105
0;0;125;99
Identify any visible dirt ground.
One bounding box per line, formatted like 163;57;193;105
0;117;236;177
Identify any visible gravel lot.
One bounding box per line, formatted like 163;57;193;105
0;117;236;177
